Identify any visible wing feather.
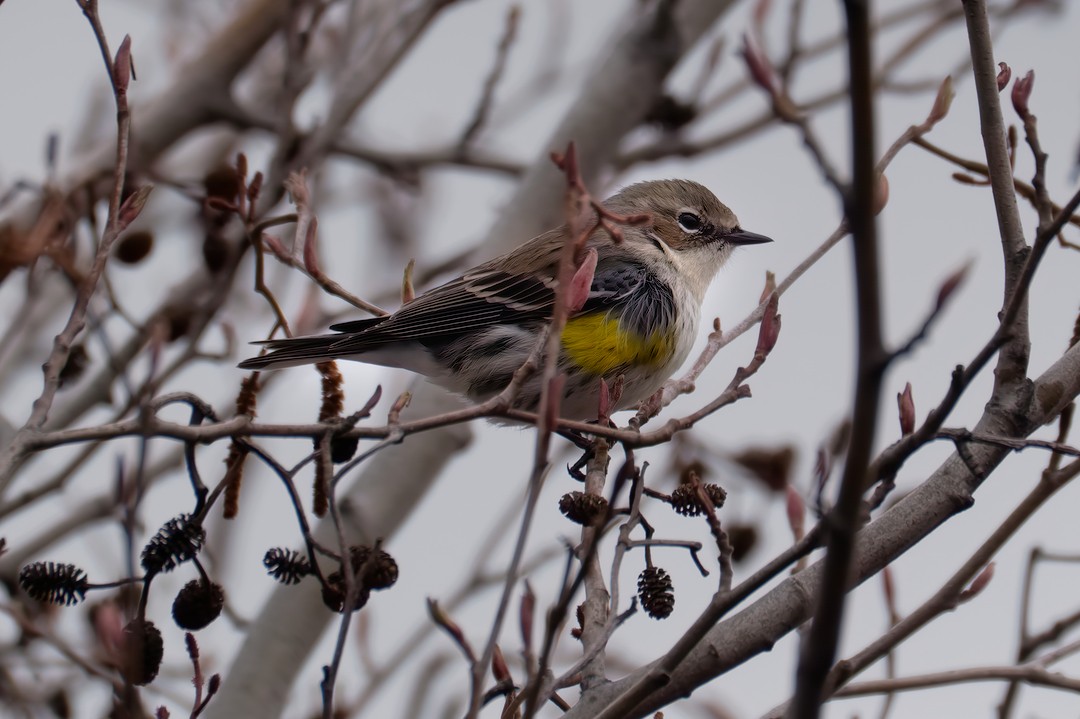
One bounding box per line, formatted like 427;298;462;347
324;259;650;355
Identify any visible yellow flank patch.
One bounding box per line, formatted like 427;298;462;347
561;313;674;377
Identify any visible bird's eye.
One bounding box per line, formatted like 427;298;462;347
677;211;702;233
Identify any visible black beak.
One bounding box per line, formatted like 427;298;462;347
727;229;773;246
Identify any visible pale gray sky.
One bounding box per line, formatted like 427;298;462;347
2;1;1080;718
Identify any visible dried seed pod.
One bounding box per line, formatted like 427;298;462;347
637;567;674;620
19;562;89;606
730;446;796;492
120;619;164;686
669;483;727;516
343;545;399;590
644;94;697;131
726;523;759;562
171;579;225;630
330;436;359;463
203;164;241;202
558;491;608;526
263;548;312;585
322;545;399;613
140;515;205;576
321;580;370;614
114;230;154;264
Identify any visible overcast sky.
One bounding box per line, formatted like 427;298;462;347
2;1;1080;718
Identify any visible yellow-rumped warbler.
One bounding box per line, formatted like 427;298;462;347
239;180;770;419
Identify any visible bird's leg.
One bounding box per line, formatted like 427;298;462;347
559;428;594;450
560;419;617;481
559;429;595;481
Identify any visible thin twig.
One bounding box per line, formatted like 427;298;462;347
821;457;1080;701
458;6;520;150
790;2;886;715
14;21;134;436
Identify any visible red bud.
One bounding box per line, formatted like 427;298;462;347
759;271;777;304
519;581;535;653
568;248;597;313
959;562;995;603
935;262;971;312
996;62;1011;92
427;599;476;661
755;293;781;358
785;485;805;540
873;174;890;216
401;259;416;304
114;36;132;95
117;185;154;230
492;644;511;682
897;382;915;436
597;377;611;419
740;33;777;96
388;391;412;424
926;76;954;125
1011;70;1034;119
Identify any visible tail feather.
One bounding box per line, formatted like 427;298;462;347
240;316;389;370
238;335;345;370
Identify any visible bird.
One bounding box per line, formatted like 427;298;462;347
239;180;771;420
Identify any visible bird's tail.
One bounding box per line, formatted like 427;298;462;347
238;334;347;370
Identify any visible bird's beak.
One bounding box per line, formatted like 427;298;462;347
727;229;773;246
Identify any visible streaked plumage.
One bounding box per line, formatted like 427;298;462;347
239;180;771;419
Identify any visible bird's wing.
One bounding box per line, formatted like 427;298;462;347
582;262;648;306
324;260;649;353
324;270;555;353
